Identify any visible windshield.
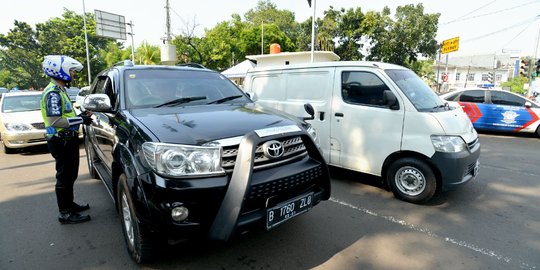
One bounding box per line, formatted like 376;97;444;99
124;69;249;108
385;69;445;112
1;94;42;113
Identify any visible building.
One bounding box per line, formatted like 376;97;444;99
433;54;519;92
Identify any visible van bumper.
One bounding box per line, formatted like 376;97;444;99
431;143;481;191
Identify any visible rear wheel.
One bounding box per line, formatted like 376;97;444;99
387;158;437;204
536;126;540;138
84;136;98;179
117;174;159;263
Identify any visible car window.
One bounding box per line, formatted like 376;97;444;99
385;69;444;111
459;90;485;103
1;95;42;113
490;91;525;107
342;71;390;107
124;69;248;108
443;92;460;101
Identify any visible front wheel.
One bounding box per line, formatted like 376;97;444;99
536;125;540;138
117;174;159;263
387;158;437;204
3;143;15;154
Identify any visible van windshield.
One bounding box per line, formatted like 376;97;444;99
385;69;446;112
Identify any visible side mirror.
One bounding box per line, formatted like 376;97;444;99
83;94;112;112
303;103;315;121
383;90;399;110
245;91;256;101
525;101;532;108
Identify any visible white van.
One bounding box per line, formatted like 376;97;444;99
244;61;480;203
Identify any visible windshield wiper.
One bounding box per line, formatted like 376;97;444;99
432;102;449;110
154;96;207;108
206;95;244;104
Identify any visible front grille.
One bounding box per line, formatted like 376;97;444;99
28;138;46;143
31;122;45;130
467;137;479;150
464;162;477;177
221;136;307;172
247;166;322;200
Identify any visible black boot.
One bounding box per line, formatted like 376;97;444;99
58;211;91;224
71;202;90;212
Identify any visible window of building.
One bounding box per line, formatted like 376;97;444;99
467;73;475;81
496;74;502;81
456;73;460;81
481;74;488;81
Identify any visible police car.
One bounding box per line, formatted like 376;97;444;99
440;88;540;137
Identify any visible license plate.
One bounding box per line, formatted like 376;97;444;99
266;192;313;229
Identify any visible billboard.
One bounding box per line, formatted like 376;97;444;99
95;10;127;40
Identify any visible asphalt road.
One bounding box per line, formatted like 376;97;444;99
0;133;539;270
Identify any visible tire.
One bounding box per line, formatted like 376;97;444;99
536;126;540;138
387;158;437;204
84;136;99;179
3;143;15;154
117;174;159;263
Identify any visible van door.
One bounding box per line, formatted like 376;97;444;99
330;68;404;176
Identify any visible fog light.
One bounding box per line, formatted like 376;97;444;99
171;206;189;222
9;140;24;144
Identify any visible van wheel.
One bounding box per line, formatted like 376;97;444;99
536;126;540;138
117;174;159;263
84;136;98;179
387;158;437;204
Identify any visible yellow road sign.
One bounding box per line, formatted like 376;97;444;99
442;37;459;54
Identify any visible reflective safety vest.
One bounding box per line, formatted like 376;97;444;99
40;82;77;136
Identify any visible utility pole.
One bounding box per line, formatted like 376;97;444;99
436;45;441;93
82;0;91;85
165;0;171;43
127;21;135;62
309;0;316;63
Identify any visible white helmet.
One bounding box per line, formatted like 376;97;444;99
42;55;84;82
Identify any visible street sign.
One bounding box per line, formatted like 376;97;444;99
95;10;127;40
442;37;459;54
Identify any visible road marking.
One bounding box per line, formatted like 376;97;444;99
330;197;537;270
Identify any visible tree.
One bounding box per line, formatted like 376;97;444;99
135;42;160;65
502;77;529;94
365;4;439;66
0;9;119;88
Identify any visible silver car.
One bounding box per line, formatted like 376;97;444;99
0;91;47;154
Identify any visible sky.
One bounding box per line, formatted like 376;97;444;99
1;0;540;58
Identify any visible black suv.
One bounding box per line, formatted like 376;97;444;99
82;61;331;263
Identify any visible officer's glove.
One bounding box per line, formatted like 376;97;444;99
78;113;93;125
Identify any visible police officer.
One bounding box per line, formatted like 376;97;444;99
40;55;93;224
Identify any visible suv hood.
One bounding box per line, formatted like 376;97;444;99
130;103;304;145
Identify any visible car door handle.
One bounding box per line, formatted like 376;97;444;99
335;112;344;117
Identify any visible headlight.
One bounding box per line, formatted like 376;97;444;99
142;142;224;177
431;135;466;153
5;123;33;131
306;125;319;145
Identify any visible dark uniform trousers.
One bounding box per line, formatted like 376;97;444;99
47;135;80;212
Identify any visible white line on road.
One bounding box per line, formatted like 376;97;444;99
330;197;537;270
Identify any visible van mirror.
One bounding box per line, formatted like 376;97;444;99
303;103;315;121
245;92;256;101
383;90;399;110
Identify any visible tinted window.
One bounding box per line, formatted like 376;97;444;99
490;91;525;106
125;69;248;108
459;90;485;103
443;92;460;101
342;71;389;107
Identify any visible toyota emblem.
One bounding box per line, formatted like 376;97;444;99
262;140;284;159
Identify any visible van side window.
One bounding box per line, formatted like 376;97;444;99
459;90;485;103
342;71;389;107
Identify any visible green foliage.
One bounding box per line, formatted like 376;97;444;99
0;2;441;86
501;77;529;95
